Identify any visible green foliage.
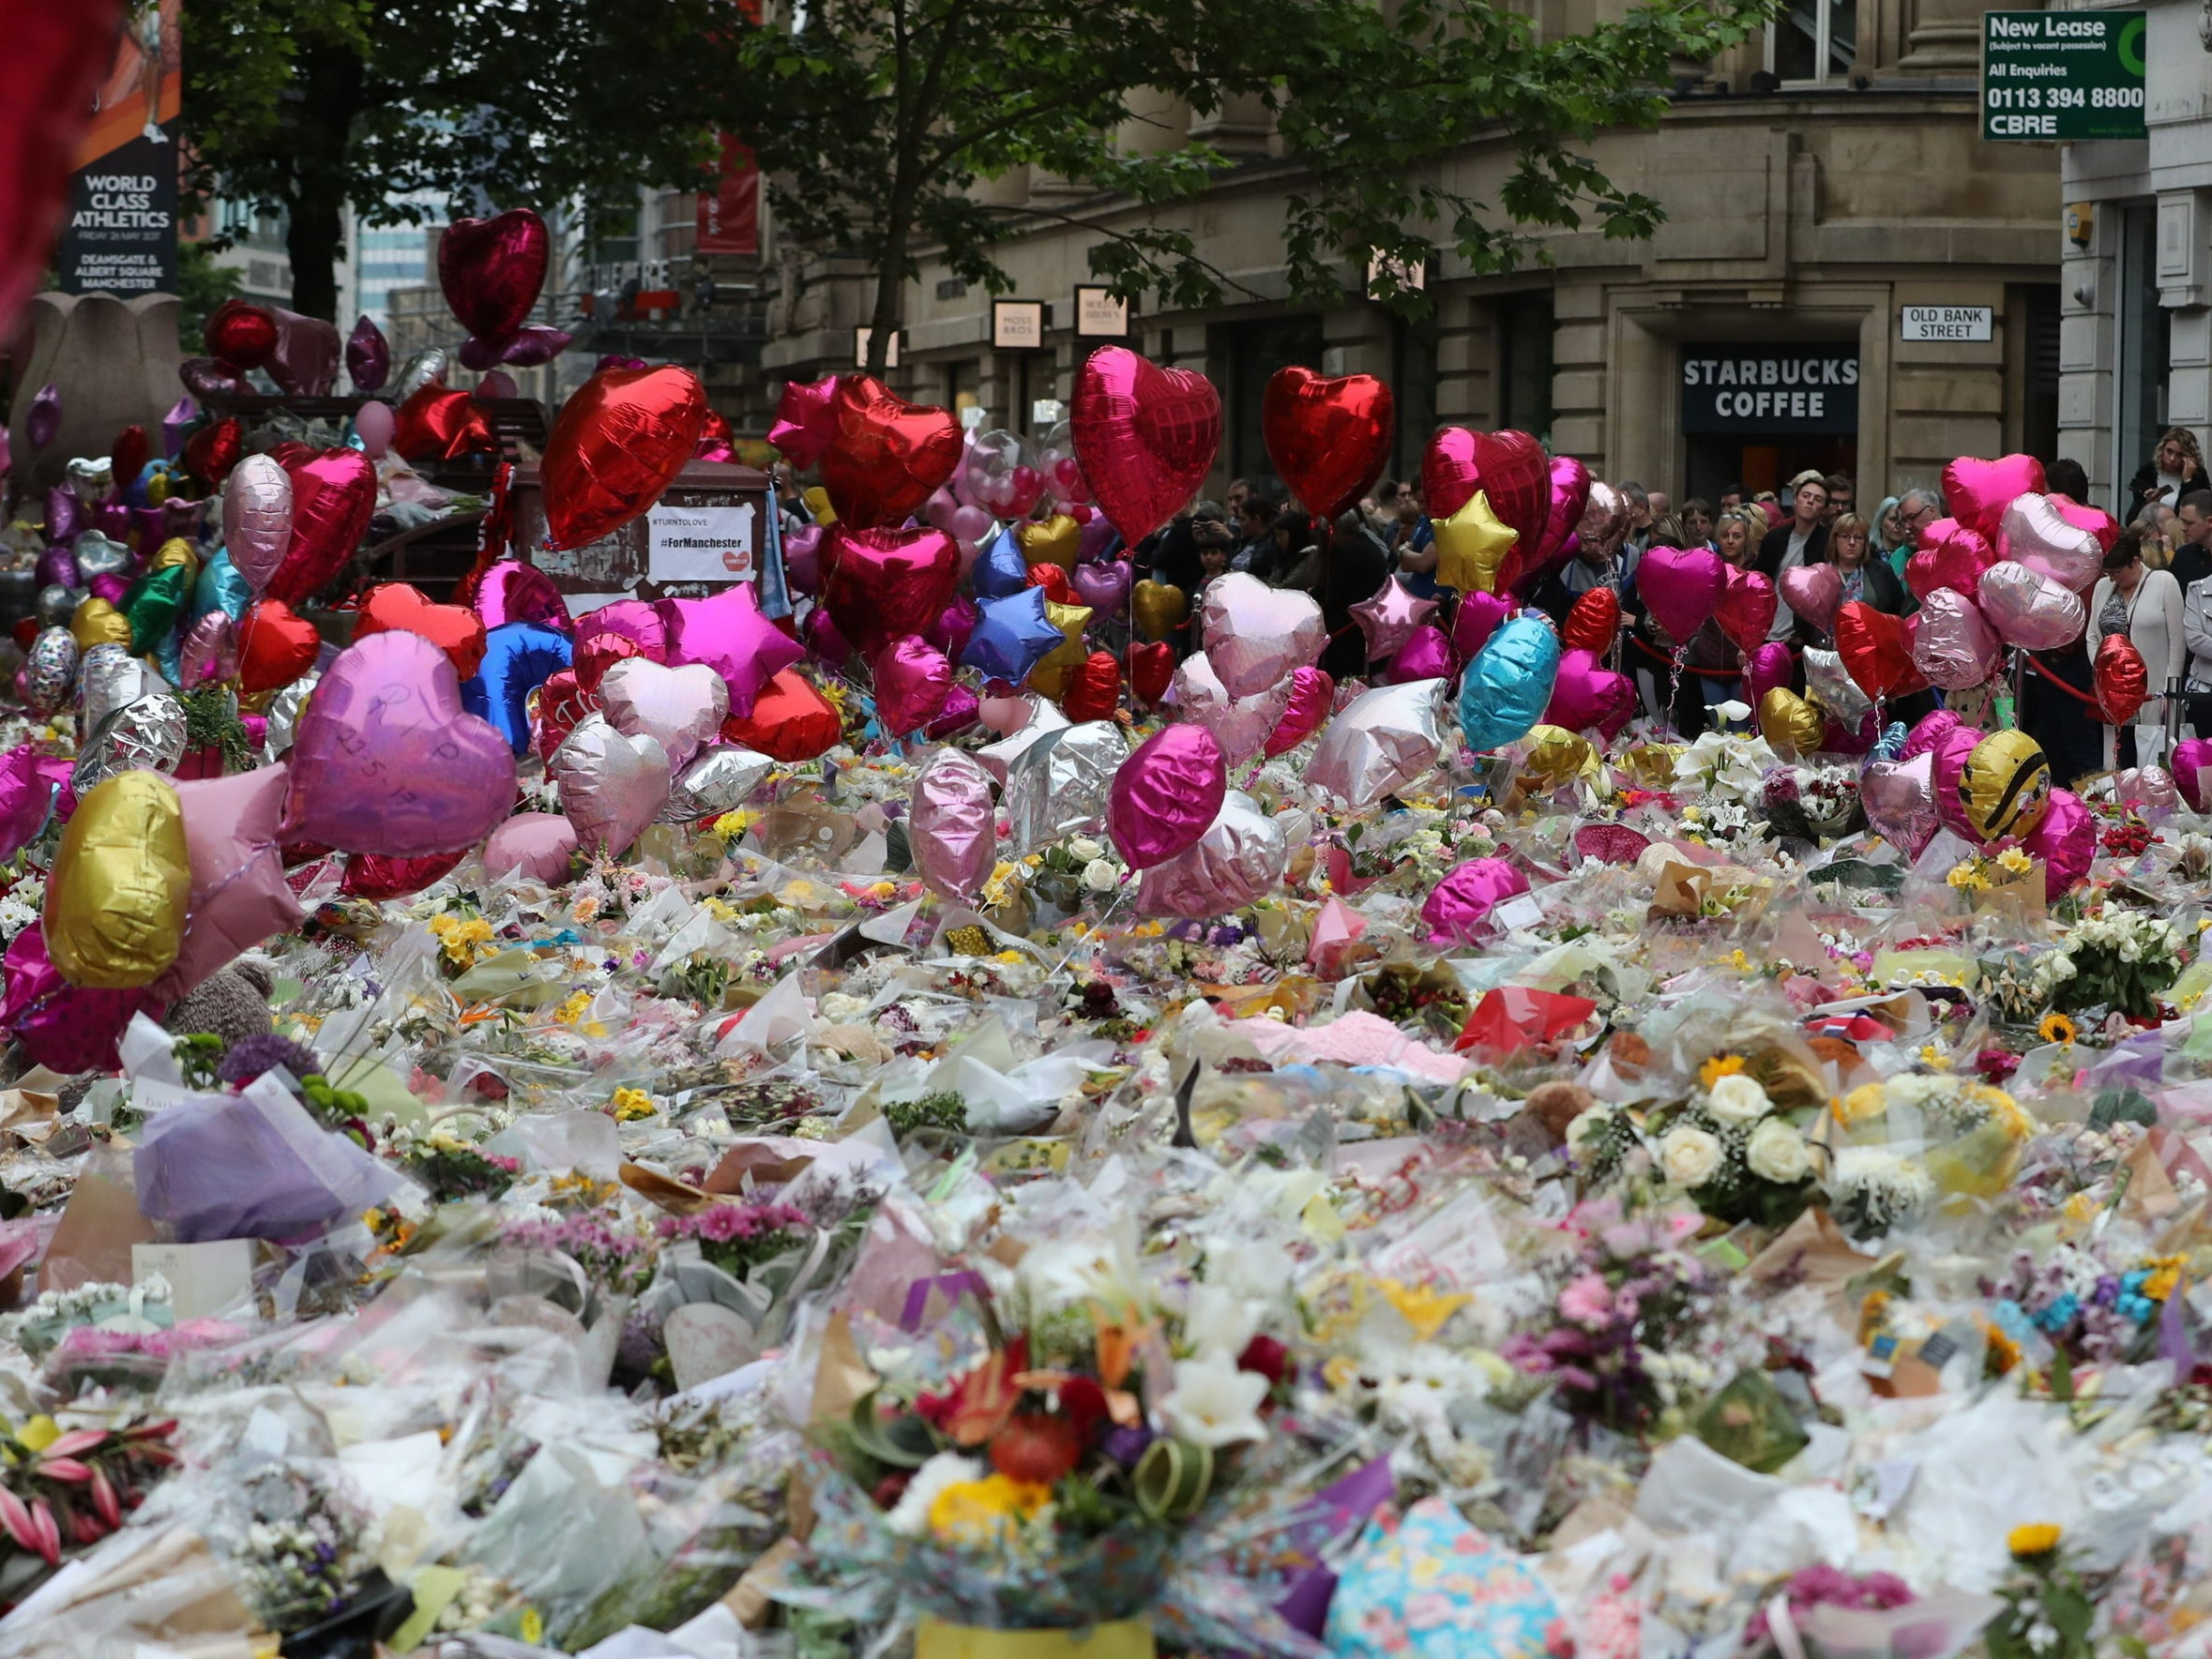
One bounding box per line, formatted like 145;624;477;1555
176;242;244;354
174;1033;226;1090
884;1091;970;1138
729;0;1777;369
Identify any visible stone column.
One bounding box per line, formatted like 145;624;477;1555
1895;0;1984;74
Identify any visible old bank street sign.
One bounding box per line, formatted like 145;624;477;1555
1981;10;2146;141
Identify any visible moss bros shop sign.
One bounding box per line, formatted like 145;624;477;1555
1680;346;1859;436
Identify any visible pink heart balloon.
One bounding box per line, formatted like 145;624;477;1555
979;691;1035;737
1544;647;1636;739
907;747;997;900
1977;560;2085;650
2022;786;2095;895
1900;708;1961;762
872;634;953;735
0;747;53;862
783;523;824;595
1635;545;1727;642
1172;650;1295;768
1385;624;1456;686
1932;726;1983;840
280;630;519;857
1999;494;2102;593
267;447;375;606
484;811;580;882
1200;571;1327;699
802;604;854;668
177;611;239;688
1744;641;1793;705
823;524;961;658
656;583;803;718
1943;454;2047;538
1070;346;1222;548
1910;587;2000;691
473;559;573;633
223;454;293;593
1421;857;1529;946
927;593;977;664
2050;493;2120;555
1071;557;1131;614
551;713;671;856
1777;562;1842;636
1450;591;1517;659
1860;751;1938;858
1263;666;1335;756
1108;724;1226;869
574;598;671;680
597;656;729;770
1524;455;1591;578
152;765;304;1000
1905;518;1995;601
1715;566;1777;653
1;926;160;1076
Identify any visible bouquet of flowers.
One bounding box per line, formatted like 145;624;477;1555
1761;762;1865;842
1831;1069;2037;1212
1572;1057;1818;1229
2030;905;2189;1019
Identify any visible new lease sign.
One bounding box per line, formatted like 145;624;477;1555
1981;9;2145;141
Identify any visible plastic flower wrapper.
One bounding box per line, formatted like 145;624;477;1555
1324;1494;1559;1659
1829;1068;2038;1217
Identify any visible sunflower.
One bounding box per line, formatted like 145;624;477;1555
2038;1012;2077;1047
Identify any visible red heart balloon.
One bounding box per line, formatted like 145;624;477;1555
268;447;377;606
2096;632;2149;725
354;582;490;678
9;619;35;651
722;668;841;762
0;0;127;340
204;298;280;372
1421;429;1549;545
341;849;468;902
1261;367;1393;523
533;668;598;762
237;600;322;693
818;376;962;529
438;209;550;349
1027;562;1076;605
1061;651;1122;721
182;417;244;490
1834;601;1928;701
1071;346;1222;548
767;376;840;470
1561;585;1620;655
110;426;149;493
1906;519;1996;601
541;365;708;550
392;383;493;462
572;628;651;693
1715;566;1778;653
1130;641;1174;706
822;524;960;658
1502;455;1592;596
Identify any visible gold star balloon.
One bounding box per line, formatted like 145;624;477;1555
1432;488;1520;595
1024;598;1094;699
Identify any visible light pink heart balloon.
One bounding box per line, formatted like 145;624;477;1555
908;747;997;900
1544;647;1636;739
597;656;729;770
1199;572;1327;699
1172;649;1294;767
1977;560;2085;650
1636;545;1727;642
223;454;293;593
1860;751;1937;858
484;811;579;882
551;713;671;856
979;691;1035;736
1999;493;2102;593
1942;453;2046;537
1778;562;1841;635
1909;587;2000;691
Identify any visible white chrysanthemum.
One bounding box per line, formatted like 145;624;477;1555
886;1453;985;1536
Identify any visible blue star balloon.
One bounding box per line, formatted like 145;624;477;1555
973;523;1030;600
962;587;1063;684
463;621;575;754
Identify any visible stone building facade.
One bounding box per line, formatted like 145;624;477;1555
755;0;2064;505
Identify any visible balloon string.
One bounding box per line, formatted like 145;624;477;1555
1665;646;1687;737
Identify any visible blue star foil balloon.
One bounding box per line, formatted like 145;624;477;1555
973;523;1031;600
962;587;1063;684
1458;614;1561;752
462;622;576;754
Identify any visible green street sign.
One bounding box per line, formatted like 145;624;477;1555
1981;9;2146;141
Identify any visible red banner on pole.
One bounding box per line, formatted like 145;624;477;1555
697;136;759;257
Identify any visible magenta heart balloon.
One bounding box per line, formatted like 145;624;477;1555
1421;857;1529;947
1385;624;1456;686
1635;545;1726;642
1262;665;1335;757
1860;752;1938;858
1910;588;2000;691
1777;563;1841;636
1943;454;2047;537
1544;647;1636;739
656;583;803;718
803;605;854;668
473;559;572;633
1531;455;1591;570
1743;641;1792;705
574;597;672;678
1998;494;2101;593
1200;571;1327;699
1714;566;1777;653
1900;708;1961;763
1;927;159;1076
2174;737;2212;811
927;593;977;663
0;747;53;862
1905;518;1995;601
484;811;579;882
2049;493;2120;555
597;656;728;770
872;634;953;735
1932;726;1983;839
908;747;997;899
926;684;981;740
1450;591;1517;659
1977;560;2085;650
268;447;375;606
2023;787;2095;895
1108;723;1226;869
1071;557;1131;614
280;630;519;857
551;713;670;857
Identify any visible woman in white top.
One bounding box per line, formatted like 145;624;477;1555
2086;526;2186;767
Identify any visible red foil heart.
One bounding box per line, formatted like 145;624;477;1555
182;417;244;490
392;383;494;462
822;524;961;658
722;669;841;762
438;208;550;349
1835;601;1928;701
341;849;469;902
268;447;377;606
2096;632;2149;725
1129;641;1174;706
1071;346;1222;548
818;376;962;529
354;582;490;678
541;365;707;550
1261;367;1393;523
1561;586;1619;655
236;599;322;694
204;299;280;371
1422;428;1550;544
1060;651;1122;721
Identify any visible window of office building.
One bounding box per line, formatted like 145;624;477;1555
1769;0;1854;83
1497;292;1554;445
1215;315;1326;495
2118;204;2171;501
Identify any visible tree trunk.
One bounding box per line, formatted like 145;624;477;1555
864;241;903;378
284;42;366;322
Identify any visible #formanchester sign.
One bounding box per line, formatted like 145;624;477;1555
1981;9;2145;141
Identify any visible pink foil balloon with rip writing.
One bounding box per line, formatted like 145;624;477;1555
1421;857;1529;946
907;747;998;900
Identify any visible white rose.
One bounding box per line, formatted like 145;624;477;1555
1704;1073;1771;1124
1565;1107;1613;1153
1068;836;1104;863
1658;1125;1722;1189
1745;1117;1811;1184
1083;858;1120;892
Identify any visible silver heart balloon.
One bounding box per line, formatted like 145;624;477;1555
36;584;83;629
1802;646;1873;724
659;744;775;822
66;457;113;496
72;691;188;794
393;347;449;403
597;657;728;772
1305;678;1448;809
75;642;158;735
1171;649;1293;768
1860;751;1937;858
1001;720;1126;853
72;531;133;581
551;712;672;856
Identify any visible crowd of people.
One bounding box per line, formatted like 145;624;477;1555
1135;426;2212;789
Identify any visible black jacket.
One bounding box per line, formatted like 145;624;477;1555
2127;457;2207;519
1754;520;1828;581
1814;551;1911;616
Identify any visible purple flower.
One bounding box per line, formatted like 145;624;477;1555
1103;1424;1154;1467
218;1033;325;1088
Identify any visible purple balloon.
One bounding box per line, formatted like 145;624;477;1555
927;593;977;663
24;384;60;451
89;498;133;540
162;397;198;459
1071;557;1131;615
43;485;81;545
161;497;204;540
596;354;647;373
500;325;572;368
1107;724;1226;869
345;315;391;392
1385;623;1456;686
35;548;79;590
925;684;980;739
784;523;823;595
280;630;520;857
88;574;128;605
1077;514;1119;563
1420;857;1529;946
265;308;342;398
476;370;519;401
802;603;853;668
178;357;252;401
